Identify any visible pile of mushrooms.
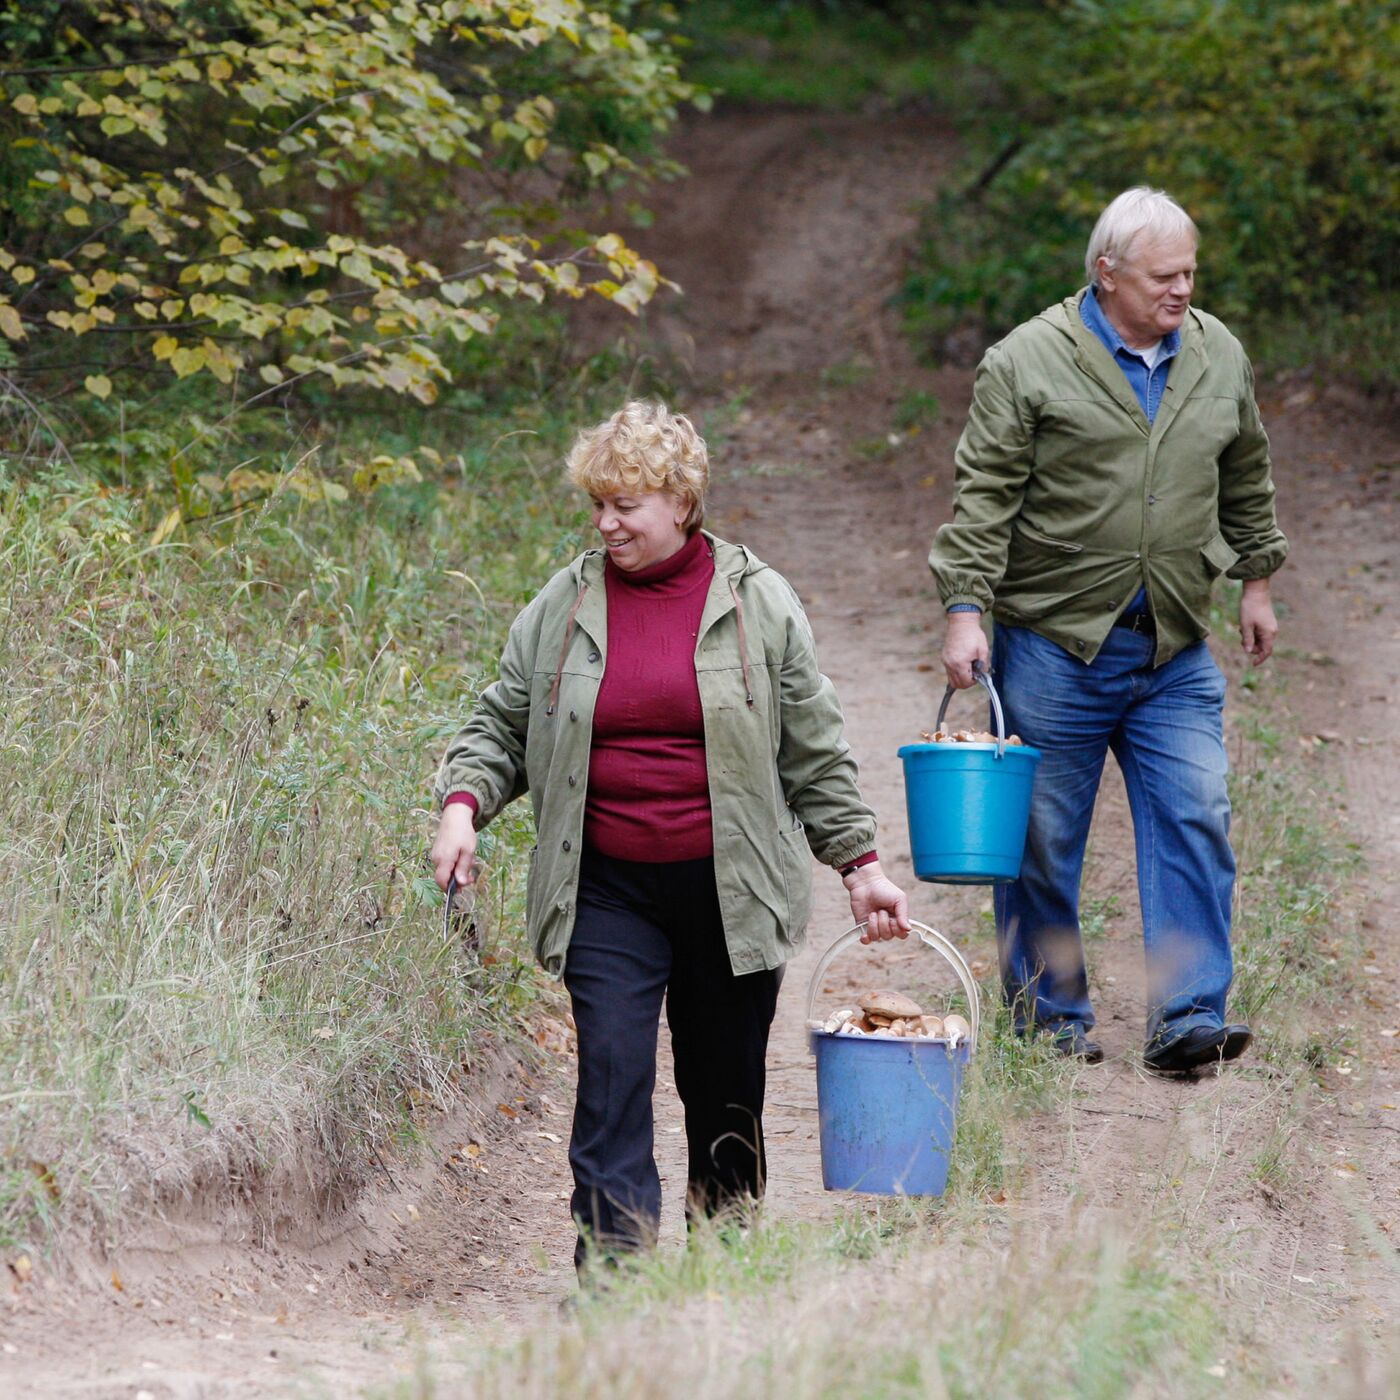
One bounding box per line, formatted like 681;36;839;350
819;988;970;1047
919;728;1025;746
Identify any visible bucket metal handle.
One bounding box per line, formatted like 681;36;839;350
805;920;981;1051
935;658;1007;759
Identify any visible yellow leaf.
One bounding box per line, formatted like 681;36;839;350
0;304;26;341
259;363;284;385
12;94;38;116
170;345;205;377
12;266;36;285
63;206;90;226
150;507;181;546
208;56;233;82
151;335;178;361
84;374;112;400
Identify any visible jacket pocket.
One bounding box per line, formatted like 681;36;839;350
1200;532;1240;578
1013;521;1084;554
777;826;813;944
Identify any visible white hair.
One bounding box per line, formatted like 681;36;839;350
1085;187;1199;288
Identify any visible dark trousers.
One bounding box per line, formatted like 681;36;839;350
563;849;783;1269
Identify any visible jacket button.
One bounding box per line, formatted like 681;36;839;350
568;775;577;787
569;710;577;721
1076;640;1086;652
562;839;572;852
588;651;599;663
1148;494;1157;504
1107;600;1118;609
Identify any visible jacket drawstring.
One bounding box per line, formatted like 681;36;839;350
546;583;588;716
729;580;755;709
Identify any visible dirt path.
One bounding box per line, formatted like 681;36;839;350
6;108;1398;1396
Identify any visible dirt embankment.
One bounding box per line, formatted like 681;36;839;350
5;107;1398;1396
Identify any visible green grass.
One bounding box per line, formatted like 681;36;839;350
680;1;960;112
0;335;663;1251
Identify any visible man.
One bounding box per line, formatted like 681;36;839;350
929;187;1287;1073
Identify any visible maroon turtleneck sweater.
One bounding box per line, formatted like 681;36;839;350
585;528;715;861
443;530;880;873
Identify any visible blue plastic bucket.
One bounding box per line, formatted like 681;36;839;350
899;665;1040;884
806;924;979;1197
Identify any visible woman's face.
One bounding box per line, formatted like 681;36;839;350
589;489;690;572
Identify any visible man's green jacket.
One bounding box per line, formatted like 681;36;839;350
434;534;877;977
929;292;1288;665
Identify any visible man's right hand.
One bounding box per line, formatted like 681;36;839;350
942;611;990;690
431;804;479;890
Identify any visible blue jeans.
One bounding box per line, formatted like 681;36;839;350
991;624;1236;1046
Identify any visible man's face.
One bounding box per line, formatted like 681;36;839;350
1097;232;1197;348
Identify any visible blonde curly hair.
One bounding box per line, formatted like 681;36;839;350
565;400;708;532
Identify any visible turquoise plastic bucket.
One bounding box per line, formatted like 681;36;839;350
898;665;1040;884
806;924;979;1196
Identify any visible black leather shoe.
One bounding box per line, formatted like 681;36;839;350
1143;1023;1252;1074
1050;1025;1105;1065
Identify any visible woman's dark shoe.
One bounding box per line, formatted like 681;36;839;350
1143;1023;1252;1074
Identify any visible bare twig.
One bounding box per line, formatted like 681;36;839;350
0;374;76;465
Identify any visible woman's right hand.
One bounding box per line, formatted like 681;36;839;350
431;804;479;890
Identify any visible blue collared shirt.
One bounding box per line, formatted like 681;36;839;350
1079;286;1181;424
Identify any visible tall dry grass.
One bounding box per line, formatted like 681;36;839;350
0;429;588;1248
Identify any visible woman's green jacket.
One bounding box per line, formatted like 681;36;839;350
433;533;877;977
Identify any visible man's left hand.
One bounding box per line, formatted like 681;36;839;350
843;861;912;942
1239;578;1278;665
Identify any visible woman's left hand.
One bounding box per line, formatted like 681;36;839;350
843;861;912;943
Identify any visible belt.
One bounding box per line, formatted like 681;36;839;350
1112;611;1156;636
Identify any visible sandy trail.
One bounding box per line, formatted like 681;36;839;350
5;108;1398;1396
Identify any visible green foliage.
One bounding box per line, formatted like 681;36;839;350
680;0;954;110
0;0;700;429
902;0;1400;365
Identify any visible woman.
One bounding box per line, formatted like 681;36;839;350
430;401;908;1269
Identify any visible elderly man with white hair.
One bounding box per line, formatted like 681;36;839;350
929;186;1288;1073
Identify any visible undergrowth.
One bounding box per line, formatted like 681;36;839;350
0;331;665;1251
679;0;958;111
